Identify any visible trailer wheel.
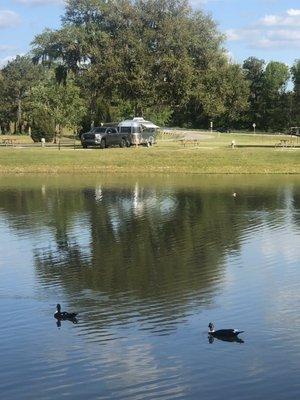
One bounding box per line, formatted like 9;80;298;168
147;136;154;147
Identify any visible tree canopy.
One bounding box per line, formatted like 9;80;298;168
31;0;248;127
0;0;299;135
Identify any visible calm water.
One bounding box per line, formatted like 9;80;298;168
0;175;299;400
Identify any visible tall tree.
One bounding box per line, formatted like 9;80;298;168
261;61;290;131
291;60;300;127
29;70;87;141
0;56;42;133
243;57;265;128
32;0;235;126
0;70;11;133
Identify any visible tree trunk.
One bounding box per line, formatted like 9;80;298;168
135;103;143;117
17;96;22;134
53;123;60;144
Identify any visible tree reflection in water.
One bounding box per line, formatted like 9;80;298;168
0;178;299;336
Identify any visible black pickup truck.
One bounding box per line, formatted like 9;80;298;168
81;126;131;149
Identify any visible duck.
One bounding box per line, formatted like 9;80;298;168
208;322;244;338
54;304;78;322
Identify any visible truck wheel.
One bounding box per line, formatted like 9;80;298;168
119;138;126;148
100;139;106;149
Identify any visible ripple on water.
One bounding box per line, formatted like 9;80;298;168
0;179;300;399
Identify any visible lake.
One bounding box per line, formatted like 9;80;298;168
0;174;299;400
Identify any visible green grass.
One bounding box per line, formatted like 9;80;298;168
0;132;299;174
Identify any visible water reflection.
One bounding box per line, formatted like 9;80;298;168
208;335;245;344
0;179;299;339
32;186;242;335
0;176;299;400
55;317;78;328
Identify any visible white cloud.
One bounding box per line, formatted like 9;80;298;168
226;9;300;49
190;0;226;7
287;9;300;17
225;50;235;63
261;11;300;27
0;55;17;68
0;10;21;29
268;29;300;41
226;29;243;41
261;15;281;26
0;45;16;52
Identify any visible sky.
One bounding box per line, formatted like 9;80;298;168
0;0;300;68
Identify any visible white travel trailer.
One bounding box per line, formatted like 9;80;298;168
118;117;159;146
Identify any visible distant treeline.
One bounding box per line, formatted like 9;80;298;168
0;0;299;141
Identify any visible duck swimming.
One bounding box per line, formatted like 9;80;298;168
54;304;78;323
208;322;244;339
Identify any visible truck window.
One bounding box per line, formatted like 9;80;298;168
94;127;106;133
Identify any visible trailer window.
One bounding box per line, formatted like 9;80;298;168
120;127;131;134
132;126;141;133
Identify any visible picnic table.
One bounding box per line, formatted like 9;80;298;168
1;138;18;146
180;138;200;147
275;139;295;148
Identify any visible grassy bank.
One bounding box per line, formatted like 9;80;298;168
0;133;299;174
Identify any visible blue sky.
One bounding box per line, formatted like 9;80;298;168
0;0;299;68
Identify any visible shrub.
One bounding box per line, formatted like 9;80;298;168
30;112;56;142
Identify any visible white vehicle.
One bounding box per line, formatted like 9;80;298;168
118;117;159;146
